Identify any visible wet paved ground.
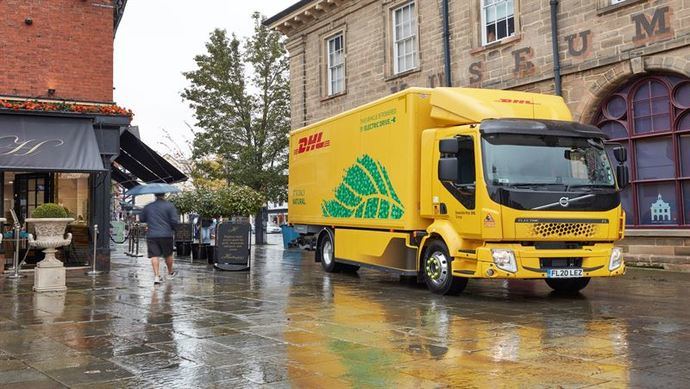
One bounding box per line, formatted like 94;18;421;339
1;235;690;388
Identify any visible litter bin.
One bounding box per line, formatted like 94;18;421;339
280;224;300;249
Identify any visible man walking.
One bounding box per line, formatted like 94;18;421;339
140;193;179;285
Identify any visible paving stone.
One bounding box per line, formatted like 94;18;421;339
0;366;51;384
1;237;690;387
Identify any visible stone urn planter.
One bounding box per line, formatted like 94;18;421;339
26;217;73;292
0;218;5;244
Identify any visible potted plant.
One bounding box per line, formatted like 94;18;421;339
194;187;222;262
210;184;264;264
25;203;74;292
169;191;195;257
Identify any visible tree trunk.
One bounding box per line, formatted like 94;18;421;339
254;207;267;245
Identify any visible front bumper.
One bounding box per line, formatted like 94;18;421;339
453;243;626;279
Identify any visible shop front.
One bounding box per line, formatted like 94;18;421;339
0;109;186;271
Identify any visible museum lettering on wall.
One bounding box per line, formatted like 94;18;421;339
467;6;674;84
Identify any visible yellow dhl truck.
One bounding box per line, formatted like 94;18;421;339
288;87;628;295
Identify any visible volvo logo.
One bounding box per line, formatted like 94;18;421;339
559;197;570;207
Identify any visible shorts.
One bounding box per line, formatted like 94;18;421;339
147;238;174;258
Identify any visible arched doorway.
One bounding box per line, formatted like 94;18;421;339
594;73;690;227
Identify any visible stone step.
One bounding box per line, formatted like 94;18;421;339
621;244;690;256
624;253;690;269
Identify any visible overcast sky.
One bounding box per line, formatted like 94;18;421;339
113;0;290;156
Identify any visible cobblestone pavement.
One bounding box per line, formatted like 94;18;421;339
1;235;690;388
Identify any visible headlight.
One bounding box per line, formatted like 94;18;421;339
609;247;623;271
491;249;517;273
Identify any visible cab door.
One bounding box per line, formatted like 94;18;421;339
436;134;481;238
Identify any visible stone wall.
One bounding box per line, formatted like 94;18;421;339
281;0;690;128
620;232;690;270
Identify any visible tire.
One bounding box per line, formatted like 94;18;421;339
422;240;468;295
317;230;341;273
545;277;591;294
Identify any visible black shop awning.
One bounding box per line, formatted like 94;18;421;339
0;114;105;172
111;166;139;189
115;129;187;184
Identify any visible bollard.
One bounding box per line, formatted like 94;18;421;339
6;222;25;279
86;224;101;276
132;223;143;258
125;222;134;256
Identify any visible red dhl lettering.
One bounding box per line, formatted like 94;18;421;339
496;98;535;105
295;132;331;155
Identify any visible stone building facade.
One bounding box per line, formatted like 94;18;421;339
267;0;690;269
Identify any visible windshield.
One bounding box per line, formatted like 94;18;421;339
482;134;615;188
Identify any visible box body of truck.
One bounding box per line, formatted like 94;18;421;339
288;87;626;295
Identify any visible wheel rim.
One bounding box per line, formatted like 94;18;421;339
322;240;333;265
426;251;449;287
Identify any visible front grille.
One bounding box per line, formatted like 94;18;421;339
532;242;584;250
531;222;597;238
540;257;583;269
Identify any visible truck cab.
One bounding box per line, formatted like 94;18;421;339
420;118;628;294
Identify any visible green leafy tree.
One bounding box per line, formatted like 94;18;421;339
170;186;264;219
182;13;289;243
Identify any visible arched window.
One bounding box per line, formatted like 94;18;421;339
595;74;690;227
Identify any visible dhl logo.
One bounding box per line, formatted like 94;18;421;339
295;132;330;155
495;98;538;105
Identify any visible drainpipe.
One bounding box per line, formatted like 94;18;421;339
442;0;452;87
550;0;562;96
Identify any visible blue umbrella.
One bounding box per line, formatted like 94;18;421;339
125;183;181;197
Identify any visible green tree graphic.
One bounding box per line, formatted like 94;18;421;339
322;155;404;219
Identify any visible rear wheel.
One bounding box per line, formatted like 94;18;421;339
545;277;591;294
422;240;468;295
318;230;341;273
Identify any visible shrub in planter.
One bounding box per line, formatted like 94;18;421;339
31;203;68;219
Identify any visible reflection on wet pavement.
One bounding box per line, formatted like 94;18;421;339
1;235;690;387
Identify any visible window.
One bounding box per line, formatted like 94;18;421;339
481;0;515;45
392;2;417;74
595;75;690;227
326;33;345;96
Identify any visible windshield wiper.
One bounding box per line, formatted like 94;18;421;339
564;184;615;192
500;183;562;190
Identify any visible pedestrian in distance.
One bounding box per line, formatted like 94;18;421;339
139;193;179;285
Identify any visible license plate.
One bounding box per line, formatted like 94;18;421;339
547;268;583;278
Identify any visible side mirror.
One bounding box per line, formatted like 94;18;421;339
616;165;630;189
564;150;577;160
439;139;459;154
613;146;627;163
438;158;458;182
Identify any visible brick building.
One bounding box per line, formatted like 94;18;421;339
0;0;185;271
267;0;690;269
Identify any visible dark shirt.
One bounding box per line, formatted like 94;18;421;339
140;199;178;238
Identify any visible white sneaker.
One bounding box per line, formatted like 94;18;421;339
166;271;177;280
154;276;162;285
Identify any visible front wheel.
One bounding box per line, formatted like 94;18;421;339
422;240;468;295
545;277;591;294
